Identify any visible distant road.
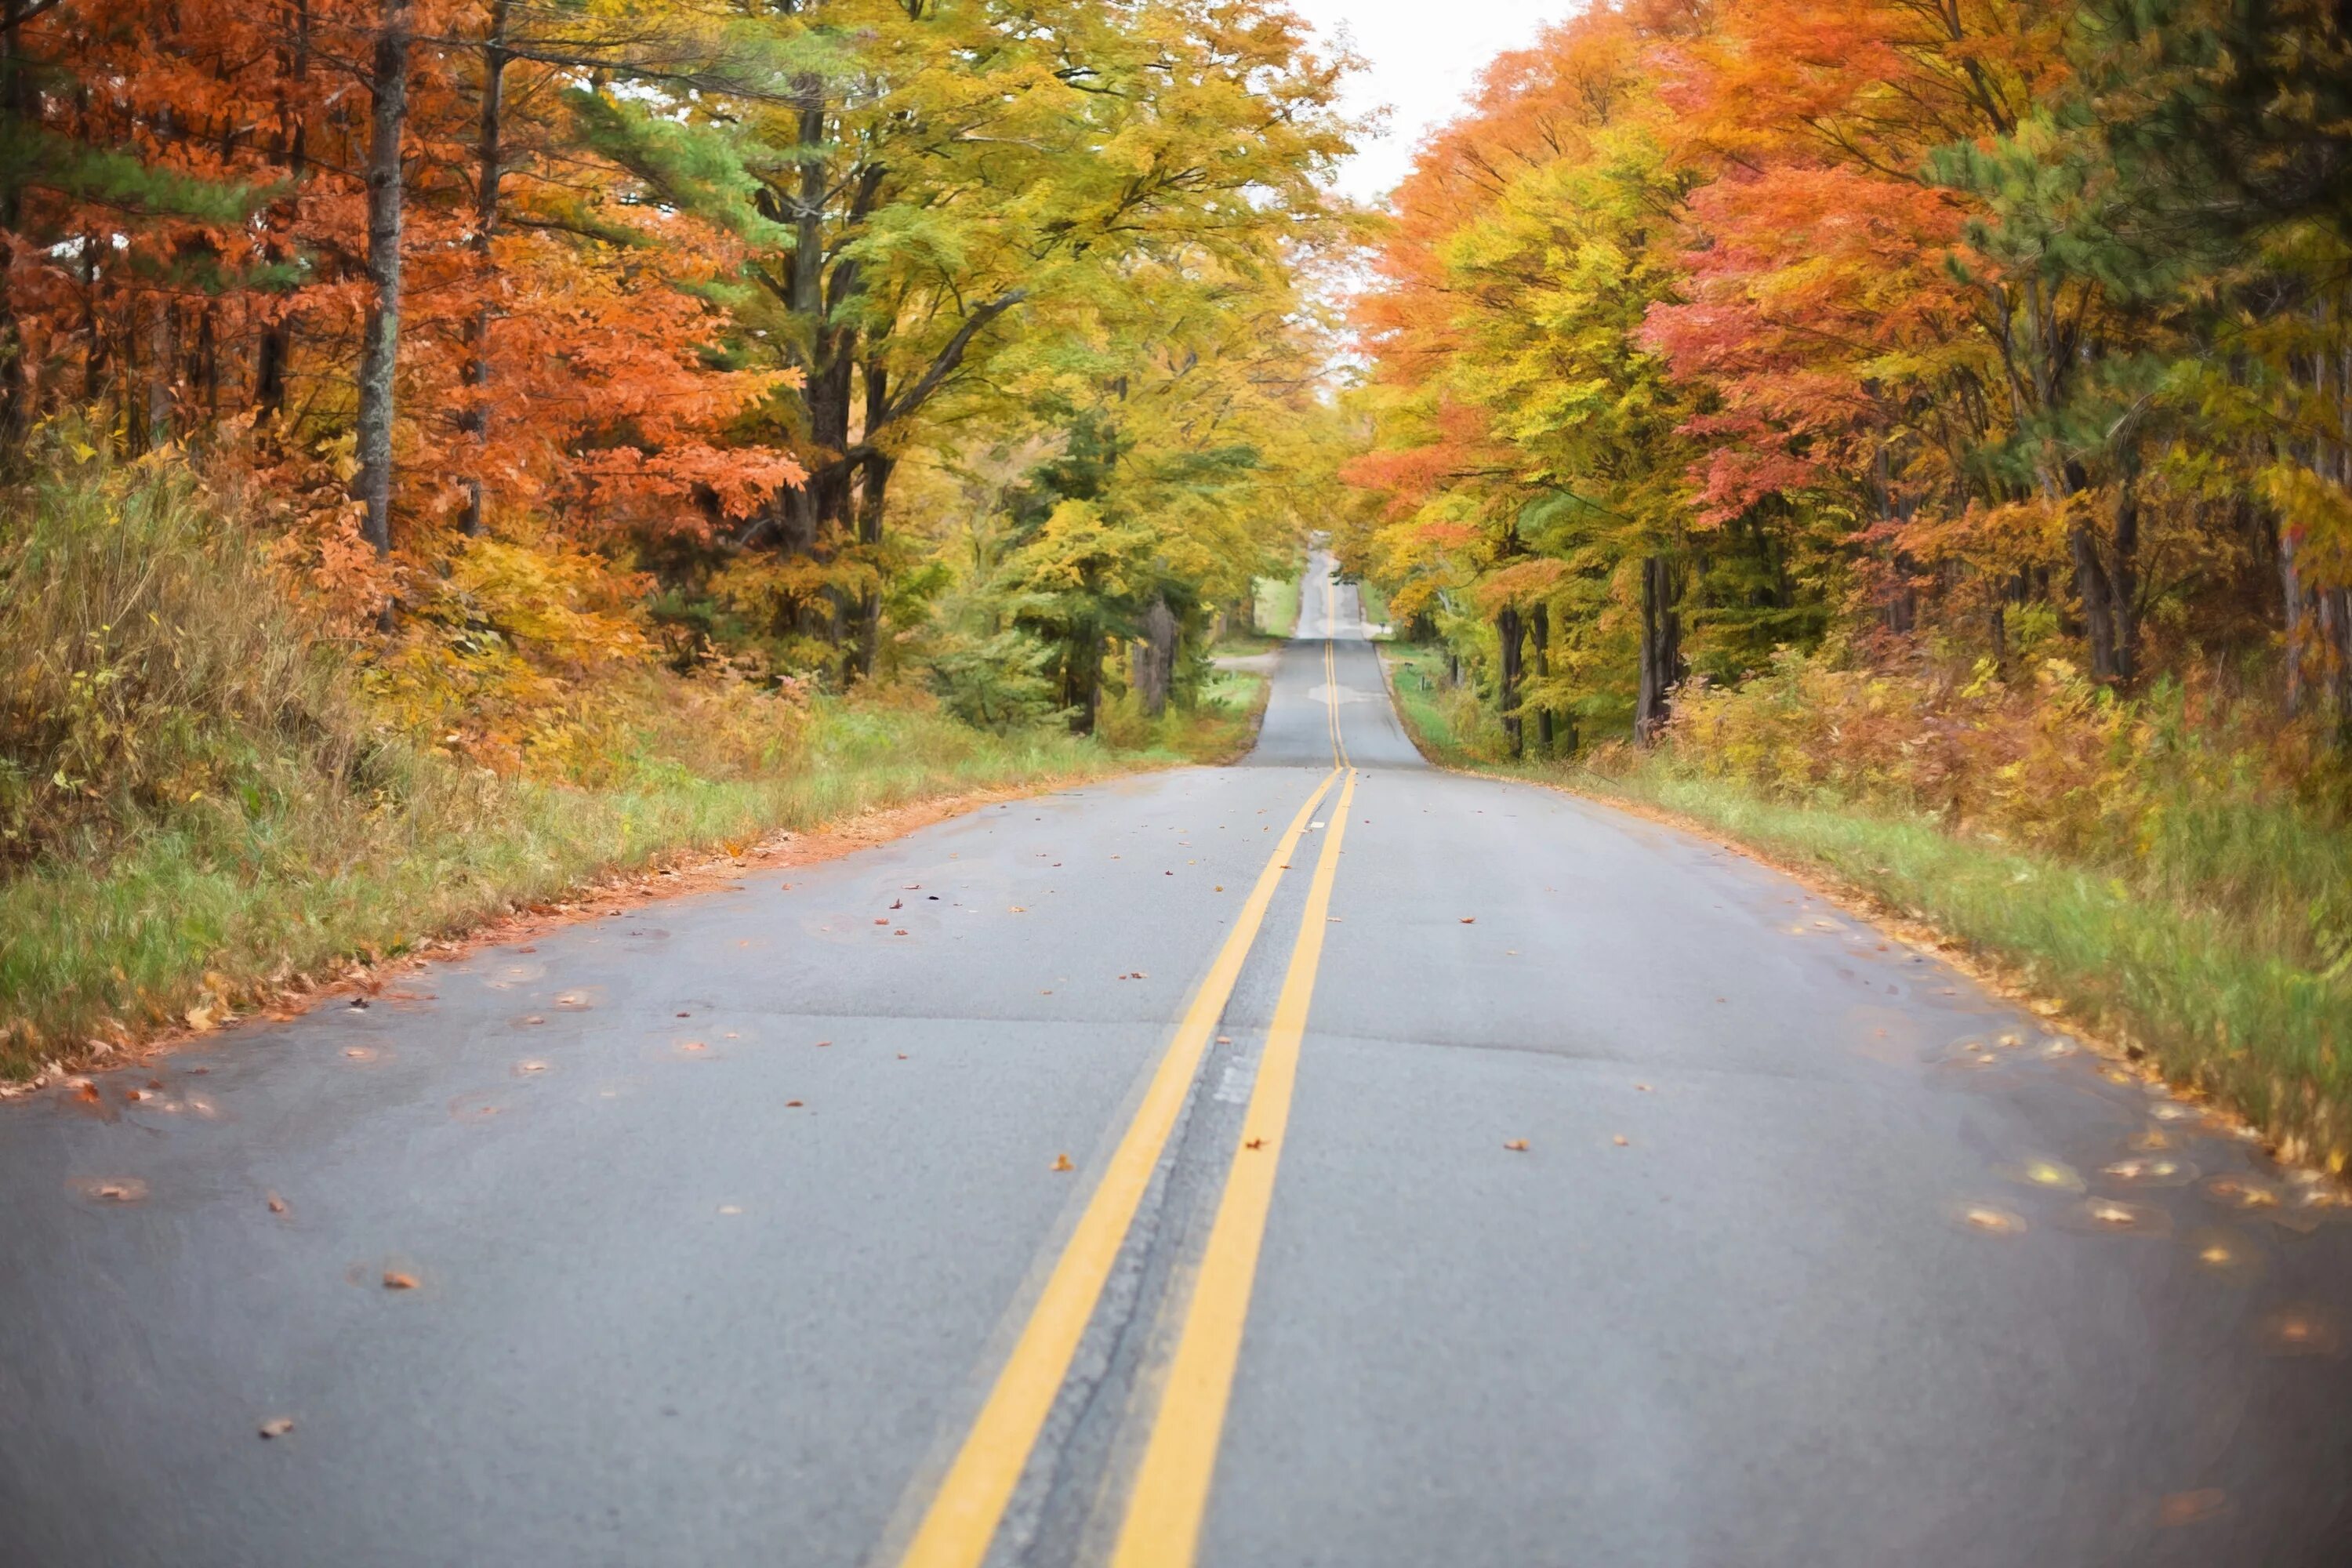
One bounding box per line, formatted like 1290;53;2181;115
5;554;2350;1566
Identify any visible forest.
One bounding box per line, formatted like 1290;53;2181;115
0;0;1355;1065
0;0;1352;724
1345;0;2352;769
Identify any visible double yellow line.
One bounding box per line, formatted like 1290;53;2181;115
895;573;1358;1568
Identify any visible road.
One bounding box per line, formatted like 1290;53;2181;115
5;554;2352;1567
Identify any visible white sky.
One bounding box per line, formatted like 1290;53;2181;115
1287;1;1589;204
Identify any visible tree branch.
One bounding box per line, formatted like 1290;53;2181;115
877;289;1027;430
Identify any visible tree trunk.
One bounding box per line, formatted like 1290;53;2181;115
2067;518;2118;684
1528;601;1553;756
848;361;891;679
0;0;33;468
1496;605;1524;759
1134;594;1178;719
145;295;175;450
1636;554;1681;743
458;0;510;538
353;0;412;566
2284;520;2310;719
789;82;860;568
79;233;106;403
1064;627;1101;735
852;449;892;681
258;0;311;421
2111;463;2140;684
2322;589;2352;738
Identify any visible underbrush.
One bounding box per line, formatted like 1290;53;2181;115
1660;652;2352;982
1382;642;1494;760
1380;642;2352;1167
0;454;1231;1079
1254;574;1301;641
1097;667;1270;763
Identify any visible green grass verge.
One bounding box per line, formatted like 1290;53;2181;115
1375;648;2352;1168
1253;575;1300;641
1381;643;1490;760
1;702;1207;1080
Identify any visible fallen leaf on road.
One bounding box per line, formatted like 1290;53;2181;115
1612;1135;1630;1147
890;899;903;909
1213;885;1224;892
259;1417;295;1439
2258;1306;2341;1357
1009;906;1026;913
1216;1036;1232;1044
1635;1083;1652;1093
718;1205;743;1216
267;1195;288;1214
2207;1175;2280;1210
2188;1231;2257;1276
873;917;889;926
1459;916;1475;924
523;1015;545;1025
2058;1197;2172;1237
1051;1153;1074;1172
897;1053;908;1060
1953;1203;2026;1235
786;1100;804;1108
2157;1490;2228;1527
1503;1139;1529;1152
2102;1156;2193;1187
1245;1138;1266;1151
894;929;909;936
76;1177;148;1203
2004;1157;2084;1192
382;1271;419;1290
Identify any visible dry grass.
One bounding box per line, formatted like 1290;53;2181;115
0;451;1235;1079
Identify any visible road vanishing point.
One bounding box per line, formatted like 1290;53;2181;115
6;554;2352;1567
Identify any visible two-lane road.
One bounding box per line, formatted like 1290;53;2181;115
5;555;2352;1566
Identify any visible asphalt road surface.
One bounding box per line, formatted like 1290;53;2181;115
6;555;2352;1567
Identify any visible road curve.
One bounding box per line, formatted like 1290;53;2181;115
5;555;2352;1566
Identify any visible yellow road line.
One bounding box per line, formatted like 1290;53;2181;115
1323;573;1350;769
1109;765;1360;1568
893;768;1341;1568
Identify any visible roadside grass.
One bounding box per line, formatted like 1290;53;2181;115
1374;648;2352;1169
0;452;1256;1081
0;700;1189;1081
1381;643;1497;762
1253;575;1300;641
1098;667;1269;765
